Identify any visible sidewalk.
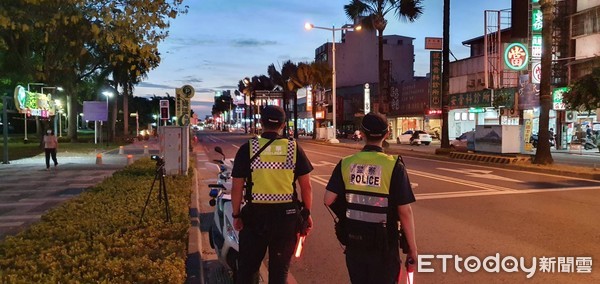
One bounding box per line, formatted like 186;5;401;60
0;139;160;239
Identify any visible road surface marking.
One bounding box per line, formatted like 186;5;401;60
437;168;524;183
312;161;337;167
403;155;600;183
407;170;515;192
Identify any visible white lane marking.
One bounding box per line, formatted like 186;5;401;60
305;147;600;183
312;161;337;167
407;170;515;192
437;168;524;183
313;172;600;200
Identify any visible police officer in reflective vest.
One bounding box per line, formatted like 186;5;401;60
324;112;417;284
231;105;314;284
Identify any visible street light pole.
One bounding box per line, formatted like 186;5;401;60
305;23;361;144
102;91;113;146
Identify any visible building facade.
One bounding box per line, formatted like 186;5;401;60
312;27;416;130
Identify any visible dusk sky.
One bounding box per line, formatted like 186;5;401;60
132;0;512;118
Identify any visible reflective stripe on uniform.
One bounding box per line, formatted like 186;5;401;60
346;209;387;223
251;193;293;203
346;193;388;207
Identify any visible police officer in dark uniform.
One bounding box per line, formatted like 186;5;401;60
324;112;417;284
231;105;314;284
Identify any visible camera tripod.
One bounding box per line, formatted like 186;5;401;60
139;161;171;224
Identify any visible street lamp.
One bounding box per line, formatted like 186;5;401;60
305;22;361;143
99;91;114;145
102;91;113;108
55;100;63;137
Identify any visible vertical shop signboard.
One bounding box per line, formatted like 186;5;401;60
429;51;442;109
530;1;542;86
552;87;569;110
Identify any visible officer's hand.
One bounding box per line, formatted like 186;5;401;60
305;216;313;235
233;218;243;231
406;250;418;272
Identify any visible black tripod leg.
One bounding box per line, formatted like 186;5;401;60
161;174;171;223
139;169;160;224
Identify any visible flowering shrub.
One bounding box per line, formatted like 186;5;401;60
0;158;192;283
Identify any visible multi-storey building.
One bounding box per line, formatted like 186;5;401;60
312;27;417;131
568;0;600;82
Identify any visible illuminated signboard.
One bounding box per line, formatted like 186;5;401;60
531;35;542;59
364;83;370;113
532;61;542;84
430;51;442;109
468;107;485;113
552;87;569;110
504;43;529;71
13;85;55;118
532;9;543;32
306;87;312;112
315;110;325;119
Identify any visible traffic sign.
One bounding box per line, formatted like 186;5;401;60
178;114;190;126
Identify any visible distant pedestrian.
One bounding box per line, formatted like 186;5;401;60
43;129;59;170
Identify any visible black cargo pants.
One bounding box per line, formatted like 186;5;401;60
237;202;299;284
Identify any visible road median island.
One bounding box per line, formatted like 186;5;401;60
0;158;192;283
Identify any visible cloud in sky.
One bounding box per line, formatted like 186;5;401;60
232;39;278;48
134;0;512;119
137;82;177;89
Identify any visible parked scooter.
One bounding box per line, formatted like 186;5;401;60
207;146;241;277
530;133;555;148
583;137;597;150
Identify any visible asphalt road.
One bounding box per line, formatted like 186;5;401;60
196;131;600;284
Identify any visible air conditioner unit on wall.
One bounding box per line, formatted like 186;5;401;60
565;111;577;123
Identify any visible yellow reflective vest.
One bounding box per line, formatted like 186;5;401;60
249;137;297;203
341;151;397;223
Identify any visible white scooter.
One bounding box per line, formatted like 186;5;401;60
207;146;241;277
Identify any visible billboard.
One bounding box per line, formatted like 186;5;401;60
83;101;108;121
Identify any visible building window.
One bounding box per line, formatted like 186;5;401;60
571;6;600;38
383;39;388;44
398;40;403;45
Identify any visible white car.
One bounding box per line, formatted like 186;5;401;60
397;130;432;145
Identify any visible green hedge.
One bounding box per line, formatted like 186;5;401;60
0;158;192;283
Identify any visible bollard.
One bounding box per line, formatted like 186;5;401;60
127;154;134;165
96;153;103;165
119;146;124;155
143;145;149;155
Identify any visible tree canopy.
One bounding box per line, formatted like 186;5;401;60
564;66;600;113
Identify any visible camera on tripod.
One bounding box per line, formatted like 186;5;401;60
140;154;170;224
151;155;165;165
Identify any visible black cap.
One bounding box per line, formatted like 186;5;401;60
261;105;285;125
361;112;388;137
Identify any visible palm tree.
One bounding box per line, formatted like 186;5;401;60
344;0;424;114
288;62;313;138
309;61;332;139
533;0;555;164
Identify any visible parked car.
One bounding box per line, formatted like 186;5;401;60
450;131;476;152
397;130;432;145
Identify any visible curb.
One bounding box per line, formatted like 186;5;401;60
187;164;204;284
449;152;532;164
